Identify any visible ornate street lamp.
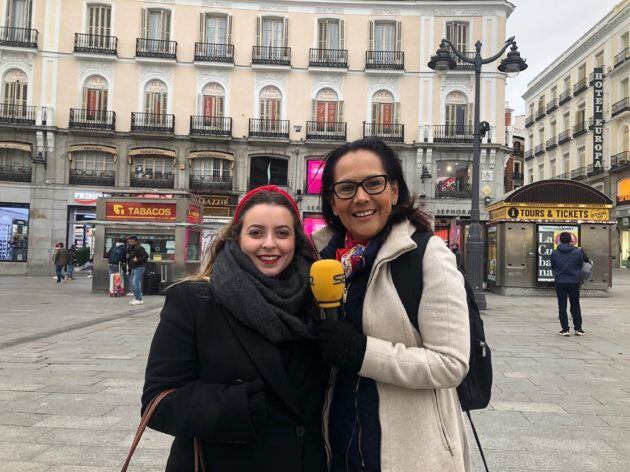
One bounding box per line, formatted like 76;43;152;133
428;36;527;310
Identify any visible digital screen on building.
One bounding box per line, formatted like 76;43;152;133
0;203;29;262
306;160;325;194
303;216;327;237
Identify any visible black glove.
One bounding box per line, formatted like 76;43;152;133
313;319;367;373
245;379;267;433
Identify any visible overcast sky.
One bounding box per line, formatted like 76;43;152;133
505;0;621;116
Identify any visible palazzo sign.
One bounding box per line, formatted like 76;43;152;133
592;67;604;173
105;202;177;221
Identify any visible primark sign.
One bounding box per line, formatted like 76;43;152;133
592;67;604;172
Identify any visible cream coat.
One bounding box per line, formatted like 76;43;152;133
312;220;471;472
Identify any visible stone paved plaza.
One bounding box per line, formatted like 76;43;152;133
0;270;629;471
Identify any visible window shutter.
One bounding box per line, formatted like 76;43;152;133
140;8;148;38
26;0;33;29
395;21;402;51
317;20;325;49
339;20;345;49
163;10;171;41
368;20;374;50
227;15;233;45
197;93;202;115
371;102;378;122
283;17;289;48
311;99;317;121
103;90;108;110
199;13;206;42
338;100;344;122
256;17;261;46
395;102;400;124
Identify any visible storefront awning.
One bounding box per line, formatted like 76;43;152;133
188;150;234;161
68;144;118;162
128;147;177;164
0;141;32;153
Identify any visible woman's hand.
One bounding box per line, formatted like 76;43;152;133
313;320;367;372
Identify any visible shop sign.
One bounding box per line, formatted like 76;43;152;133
188;150;234;161
73;191;107;205
0;141;32;152
592;67;604;173
537;225;579;282
105;202;177;221
187;204;202;224
435;208;471;216
490;205;610;222
306;160;325;194
618;178;630;205
198;195;230;207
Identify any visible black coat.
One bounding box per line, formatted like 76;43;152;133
142;281;329;472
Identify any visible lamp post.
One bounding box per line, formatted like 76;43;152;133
428;37;527;310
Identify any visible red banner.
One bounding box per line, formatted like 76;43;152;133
106;202;177;221
187;204;202;224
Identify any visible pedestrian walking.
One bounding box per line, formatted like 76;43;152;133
310;138;471;472
139;186;327;472
66;245;76;280
451;242;465;273
551;232;589;336
52;242;69;284
126;236;149;305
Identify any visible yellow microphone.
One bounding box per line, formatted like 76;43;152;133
310;259;345;321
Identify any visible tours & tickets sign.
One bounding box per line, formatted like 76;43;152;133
489;204;610;223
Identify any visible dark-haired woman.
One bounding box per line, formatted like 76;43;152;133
311;139;471;472
142;186;328;471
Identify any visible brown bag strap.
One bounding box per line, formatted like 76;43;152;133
121;389;205;472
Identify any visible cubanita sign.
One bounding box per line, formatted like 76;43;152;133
105;202;177;221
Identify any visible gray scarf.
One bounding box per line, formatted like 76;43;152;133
209;240;315;343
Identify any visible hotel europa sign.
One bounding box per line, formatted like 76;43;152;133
592;67;604;173
489;203;611;223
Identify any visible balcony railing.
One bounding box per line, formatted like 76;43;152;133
131;112;175;133
535;108;545;121
534;144;545;156
189;175;233;191
363;122;404;142
136;38;177;59
546;136;557;151
435;188;472;199
130;173;175;189
194;42;234;63
573;121;587;137
365;50;404;70
305;121;347;141
74;33;117;55
586;163;604;177
525;115;535;128
69;109;116;130
614;48;629;68
453;51;476;70
570;167;587;180
0;164;31;183
512;172;524;181
524;150;533;161
555;172;570;180
69;169;115;186
546;99;558;114
0;103;36;125
558;130;572;144
0;26;38;48
559;89;572;105
612;97;630;117
308;48;348;68
513;148;524;157
611;151;629;169
433;125;474;143
252;46;291;65
573;78;588;96
189;116;232;137
248;118;290;138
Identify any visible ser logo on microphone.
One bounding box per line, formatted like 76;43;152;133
310;274;344;286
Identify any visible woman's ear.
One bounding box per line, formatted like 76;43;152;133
391;181;399;205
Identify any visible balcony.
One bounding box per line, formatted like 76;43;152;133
614;48;629;68
252;46;291;66
586;163;604;177
135;38;177;60
513;172;524;182
189;116;232;137
570;167;587;180
453;51;476;71
0;103;36;125
558;130;572;144
535;108;545;121
305;121;347;141
534;144;545;156
365;51;404;70
433;125;474;143
611;151;629;170
363;122;404;142
524;150;533;161
74;33;117;55
525;115;535;128
546;99;558;114
556;172;570;180
572;121;587;137
248;118;290;139
308;48;348;69
69;169;115;186
573;78;588;96
189;175;233;192
69;109;116;130
559;89;572;105
546;136;557;151
435;188;472;199
612;97;629;118
194;43;234;63
130;172;175;189
513;148;524;158
0;26;37;48
0;164;31;183
131;112;175;133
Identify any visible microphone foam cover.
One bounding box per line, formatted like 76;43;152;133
310;259;345;308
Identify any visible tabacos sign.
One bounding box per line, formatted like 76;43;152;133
106;202;177;221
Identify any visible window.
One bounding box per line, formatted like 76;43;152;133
249;156;288;189
191;157;231;182
563;153;570;173
595;51;604;68
623;126;629;153
0;148;31;182
550;121;557;137
563;113;570;131
317;18;343;49
622;78;629;99
514;161;521;174
446;21;468;51
313;88;341;127
538;128;545;145
529;103;534;116
369;21;401;51
551;86;557;100
87;4;111;36
70;150;115;185
578;64;586;81
435;161;471;197
564;76;571;92
537;96;545;113
445;91;469;132
259;85;281;121
133;157;173;180
141;8;171;41
144;79;167;115
2;69;27;107
200;14;231;44
576;104;586;125
538;164;544;180
82;75;108;118
528;168;534;184
200;82;224;121
0;203;29;262
550;159;556;178
578;147;586;168
5;0;32;29
259;17;286;47
622;32;629;50
372;90;397;126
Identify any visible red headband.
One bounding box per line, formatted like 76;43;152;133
233;185;301;223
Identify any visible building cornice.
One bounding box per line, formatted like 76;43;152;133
523;2;629;101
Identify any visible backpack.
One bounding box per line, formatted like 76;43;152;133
390;231;492;412
109;245;125;265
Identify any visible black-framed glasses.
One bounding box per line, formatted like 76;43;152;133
331;174;388;200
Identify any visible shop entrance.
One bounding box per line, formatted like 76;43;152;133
68;206;96;250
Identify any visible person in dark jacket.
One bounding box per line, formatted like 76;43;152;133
126;236;149;305
550;232;589;336
52;242;69;284
451;243;465;273
141;186;328;472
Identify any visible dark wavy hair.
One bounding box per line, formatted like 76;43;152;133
320;138;432;235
